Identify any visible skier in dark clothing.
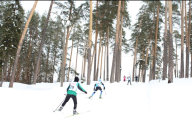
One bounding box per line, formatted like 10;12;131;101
89;79;105;99
58;76;87;115
127;76;131;85
135;76;139;82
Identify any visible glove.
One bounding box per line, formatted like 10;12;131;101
84;91;87;94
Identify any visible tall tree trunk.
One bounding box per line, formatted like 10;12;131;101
60;23;66;86
149;44;154;81
62;27;73;82
96;34;102;80
189;0;192;77
175;37;178;78
0;57;7;86
168;1;173;83
103;45;107;81
75;40;79;75
25;32;32;84
0;68;3;87
61;3;73;86
132;39;138;82
33;0;53;84
141;53;145;82
116;1;124;82
132;21;142;82
143;33;152;82
15;59;21;82
185;1;189;78
45;47;50;82
51;30;59;83
115;45;120;82
81;52;84;80
52;54;56;83
67;40;74;82
87;0;93;85
152;4;160;80
180;1;184;78
110;1;121;83
9;1;38;87
162;1;168;80
83;41;87;79
106;26;109;81
187;0;191;77
93;0;99;81
99;45;104;79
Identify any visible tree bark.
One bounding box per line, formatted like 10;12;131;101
67;40;74;82
180;1;184;78
33;0;53;84
185;1;189;78
15;59;21;82
189;0;192;77
168;1;173;83
106;26;109;81
162;1;168;80
99;45;104;79
143;33;152;82
175;37;178;78
25;32;32;84
93;0;99;81
152;4;160;80
87;0;93;85
116;1;124;82
9;1;38;87
60;23;66;86
45;47;50;82
110;1;121;83
132;20;142;82
96;33;102;80
61;2;73;86
75;40;79;75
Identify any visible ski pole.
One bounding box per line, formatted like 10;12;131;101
53;95;66;112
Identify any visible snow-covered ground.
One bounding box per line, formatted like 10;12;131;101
1;78;192;126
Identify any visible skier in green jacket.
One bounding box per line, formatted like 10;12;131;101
58;76;87;115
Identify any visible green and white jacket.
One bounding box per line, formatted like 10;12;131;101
67;82;86;96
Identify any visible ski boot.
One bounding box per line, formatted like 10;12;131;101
58;106;63;111
73;109;79;115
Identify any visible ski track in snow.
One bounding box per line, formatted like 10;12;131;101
1;78;192;126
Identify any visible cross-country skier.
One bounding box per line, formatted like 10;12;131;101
127;76;131;85
58;76;87;115
89;79;105;99
123;75;126;82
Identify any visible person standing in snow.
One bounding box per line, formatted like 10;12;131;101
123;75;126;82
127;76;131;85
89;79;105;99
58;76;87;115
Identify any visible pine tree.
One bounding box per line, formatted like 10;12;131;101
0;1;25;87
168;1;173;83
180;1;185;78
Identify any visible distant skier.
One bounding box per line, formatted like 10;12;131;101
58;76;87;115
89;79;105;99
127;76;131;85
123;75;126;82
135;76;139;82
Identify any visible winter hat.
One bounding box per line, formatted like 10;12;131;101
74;77;79;82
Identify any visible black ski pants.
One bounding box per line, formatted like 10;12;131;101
61;94;77;110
